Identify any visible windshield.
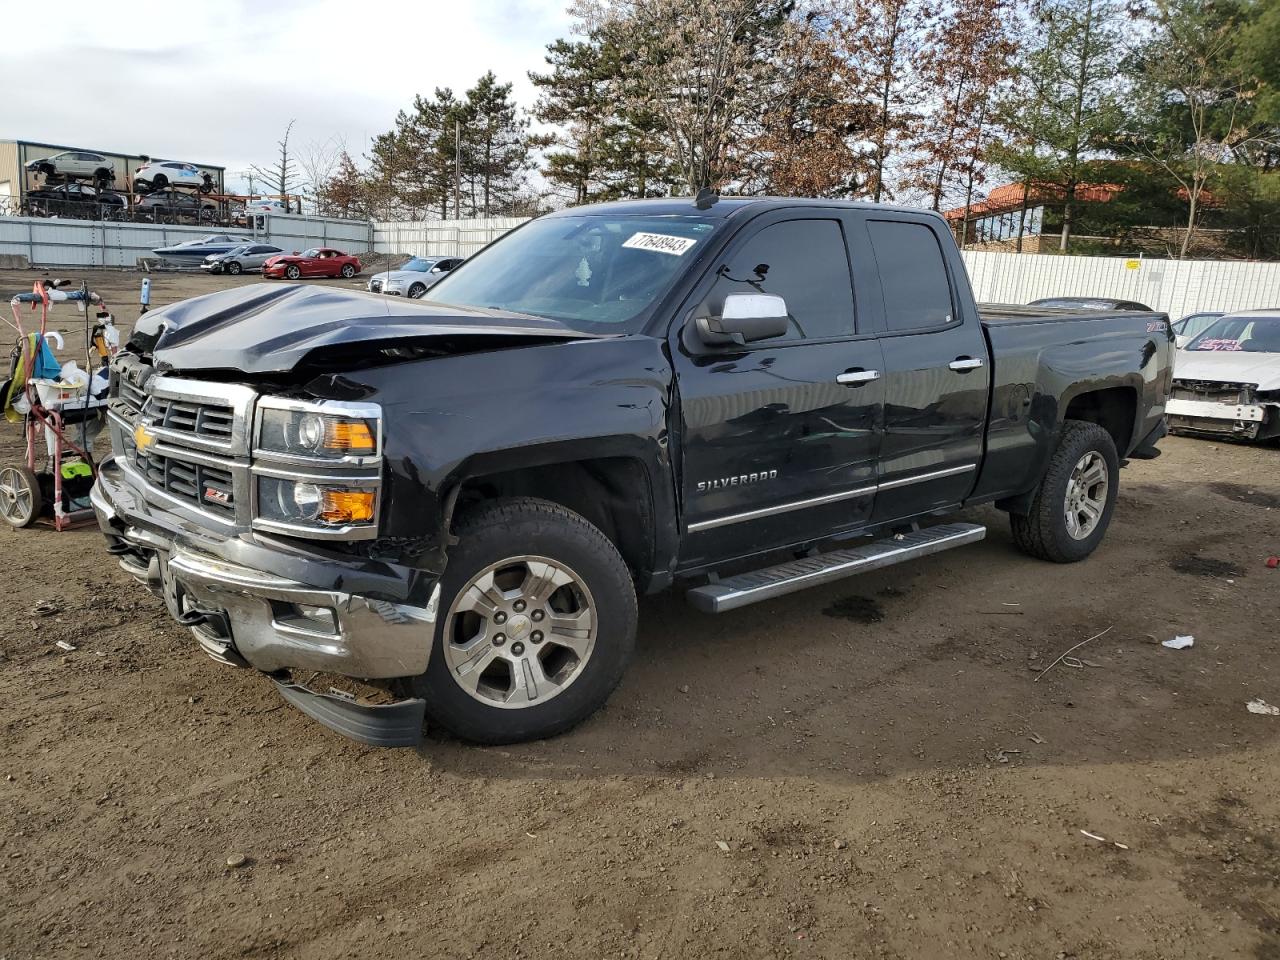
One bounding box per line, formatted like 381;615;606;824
401;258;434;272
424;214;721;333
1186;314;1280;353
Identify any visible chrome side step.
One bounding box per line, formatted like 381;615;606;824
686;522;987;613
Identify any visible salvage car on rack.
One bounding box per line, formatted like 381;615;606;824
137;190;219;224
24;183;126;218
1167;309;1280;441
263;248;361;280
134;160;215;194
91;196;1173;748
367;256;464;298
25;151;115;184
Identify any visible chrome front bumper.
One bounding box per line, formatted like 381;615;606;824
91;460;439;680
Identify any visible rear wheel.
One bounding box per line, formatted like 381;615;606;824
411;497;637;744
0;466;41;528
1010;420;1119;563
340;263;356;279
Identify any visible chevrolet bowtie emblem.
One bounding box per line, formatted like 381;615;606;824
133;422;156;451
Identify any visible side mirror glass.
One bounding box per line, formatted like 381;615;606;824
696;293;790;345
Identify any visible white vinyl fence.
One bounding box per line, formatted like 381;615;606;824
371;217;527;258
960;250;1280;318
0;214;373;269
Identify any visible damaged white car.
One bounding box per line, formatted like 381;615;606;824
1168;309;1280;441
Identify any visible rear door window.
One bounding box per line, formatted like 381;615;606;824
867;220;955;332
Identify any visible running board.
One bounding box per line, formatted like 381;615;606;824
686;522;987;613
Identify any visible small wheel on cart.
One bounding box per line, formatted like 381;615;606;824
0;466;42;528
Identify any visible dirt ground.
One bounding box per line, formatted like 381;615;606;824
1;268;1279;960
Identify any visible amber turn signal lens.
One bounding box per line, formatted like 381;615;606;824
318;489;376;524
323;420;376;453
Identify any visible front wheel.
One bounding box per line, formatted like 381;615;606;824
1010;420;1120;563
285;264;301;280
407;282;426;299
226;260;243;275
411;497;637;744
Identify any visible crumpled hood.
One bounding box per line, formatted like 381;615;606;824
132;282;597;375
1174;349;1280;391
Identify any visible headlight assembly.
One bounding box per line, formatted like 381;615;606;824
255;399;380;461
256;476;377;532
252;397;382;539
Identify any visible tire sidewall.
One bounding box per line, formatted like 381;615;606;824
1043;424;1120;561
408;283;425;299
417;508;636;743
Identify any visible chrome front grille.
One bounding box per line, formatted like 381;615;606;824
107;370;258;528
136;448;236;518
145;395;237;441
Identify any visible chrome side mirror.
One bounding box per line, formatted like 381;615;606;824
696;293;790;346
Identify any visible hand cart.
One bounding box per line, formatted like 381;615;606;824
0;281;116;530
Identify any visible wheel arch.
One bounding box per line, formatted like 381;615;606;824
448;454;665;590
1061;384;1139;457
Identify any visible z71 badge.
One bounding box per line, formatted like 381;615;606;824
696;470;778;493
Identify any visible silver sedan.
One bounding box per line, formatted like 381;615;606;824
202;243;287;275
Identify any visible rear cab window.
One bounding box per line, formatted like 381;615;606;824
866;220;955;333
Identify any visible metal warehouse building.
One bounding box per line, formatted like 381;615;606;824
0;139;225;208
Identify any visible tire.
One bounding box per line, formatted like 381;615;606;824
285;264;301;280
1010;420;1120;563
411;497;637;744
0;465;42;528
151;174;168;191
407;282;426;299
227;261;243;275
340;263;356;279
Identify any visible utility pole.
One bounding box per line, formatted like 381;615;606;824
453;118;461;220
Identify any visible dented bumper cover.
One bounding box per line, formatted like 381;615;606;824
91;457;439;682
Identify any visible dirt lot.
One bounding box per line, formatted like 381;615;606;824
1;268;1279;960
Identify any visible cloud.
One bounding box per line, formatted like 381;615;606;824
2;0;574;191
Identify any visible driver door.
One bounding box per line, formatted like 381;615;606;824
671;211;885;567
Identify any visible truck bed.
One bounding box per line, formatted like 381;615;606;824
977;302;1159;326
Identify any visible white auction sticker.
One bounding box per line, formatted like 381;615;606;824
622;232;697;256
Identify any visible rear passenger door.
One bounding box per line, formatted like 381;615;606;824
862;217;990;522
672;210;885;566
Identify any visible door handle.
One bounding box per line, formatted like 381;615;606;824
948;357;984;372
836;369;880;385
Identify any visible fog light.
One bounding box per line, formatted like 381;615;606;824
295;603;337;633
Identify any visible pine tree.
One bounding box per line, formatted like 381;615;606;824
990;0;1125;250
461;72;537;217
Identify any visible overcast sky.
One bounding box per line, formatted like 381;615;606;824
2;0;574;192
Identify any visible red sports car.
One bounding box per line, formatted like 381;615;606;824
263;247;362;280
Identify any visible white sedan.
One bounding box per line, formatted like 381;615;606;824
134;160;215;194
1168;309;1280;442
366;255;463;298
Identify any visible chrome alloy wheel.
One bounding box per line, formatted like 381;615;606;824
1064;451;1108;540
0;467;37;526
442;556;597;708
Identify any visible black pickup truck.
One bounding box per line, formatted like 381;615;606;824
91;197;1173;746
